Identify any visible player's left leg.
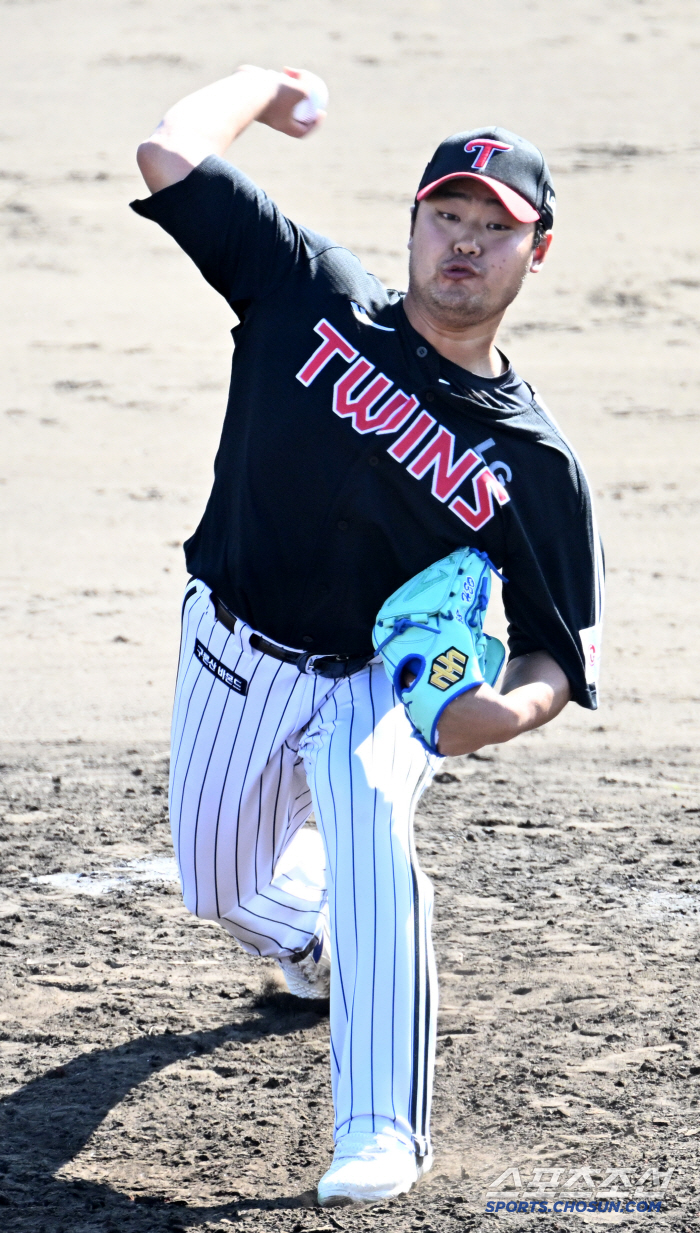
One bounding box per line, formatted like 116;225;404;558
300;662;439;1203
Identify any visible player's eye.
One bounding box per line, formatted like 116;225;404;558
438;211;461;222
487;222;511;231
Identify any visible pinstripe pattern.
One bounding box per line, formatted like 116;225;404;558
300;662;438;1153
170;579;439;1157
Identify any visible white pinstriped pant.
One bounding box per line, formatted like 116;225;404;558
169;580;438;1156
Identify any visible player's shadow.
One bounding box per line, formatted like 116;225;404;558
0;993;329;1228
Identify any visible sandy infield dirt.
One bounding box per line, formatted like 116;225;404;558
1;0;699;1229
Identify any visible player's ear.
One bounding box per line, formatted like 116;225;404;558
408;203;417;243
530;231;553;274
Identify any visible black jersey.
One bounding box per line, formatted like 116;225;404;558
131;156;604;708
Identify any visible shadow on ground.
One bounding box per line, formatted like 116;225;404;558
0;992;329;1230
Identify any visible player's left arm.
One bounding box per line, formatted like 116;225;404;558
434;649;570;756
436;439;604;757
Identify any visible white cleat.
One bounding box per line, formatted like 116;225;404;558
317;1131;432;1206
277;923;331;1000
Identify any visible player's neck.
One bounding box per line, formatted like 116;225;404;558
403;294;506;379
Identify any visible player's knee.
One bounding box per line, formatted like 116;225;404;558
180;889;225;925
184;893;254;940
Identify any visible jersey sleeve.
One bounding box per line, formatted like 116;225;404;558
130;155;301;310
500;453;604;710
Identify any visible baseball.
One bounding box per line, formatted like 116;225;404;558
292;72;328;124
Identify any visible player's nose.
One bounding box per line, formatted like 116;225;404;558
453;232;481;256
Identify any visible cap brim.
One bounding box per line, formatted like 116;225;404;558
416;173;540;223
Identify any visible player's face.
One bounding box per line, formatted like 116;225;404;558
407;179;550;331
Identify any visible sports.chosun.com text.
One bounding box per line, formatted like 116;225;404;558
485;1200;663;1214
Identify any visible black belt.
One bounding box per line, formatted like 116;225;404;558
215;599;372;680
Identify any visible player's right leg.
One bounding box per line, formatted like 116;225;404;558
168;580;333;960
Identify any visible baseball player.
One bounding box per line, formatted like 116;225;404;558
132;65;603;1206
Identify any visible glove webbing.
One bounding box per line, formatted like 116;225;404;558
375;552;508;654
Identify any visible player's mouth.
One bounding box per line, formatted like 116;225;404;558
439;260;482;281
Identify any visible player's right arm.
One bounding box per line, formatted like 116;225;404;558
137;66;324;194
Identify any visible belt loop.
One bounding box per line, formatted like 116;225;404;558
295;651;311;673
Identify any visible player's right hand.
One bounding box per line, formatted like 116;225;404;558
255;67;326;139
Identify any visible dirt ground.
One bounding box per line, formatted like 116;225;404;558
1;0;700;1228
1;740;700;1231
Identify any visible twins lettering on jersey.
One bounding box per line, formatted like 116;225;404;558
296;319;510;533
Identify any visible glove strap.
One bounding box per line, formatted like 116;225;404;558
469;548;508;585
373;617;442;657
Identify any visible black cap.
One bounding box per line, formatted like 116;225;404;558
416;126;555;231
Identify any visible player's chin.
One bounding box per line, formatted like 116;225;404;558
429;273;484;301
427;285;490;326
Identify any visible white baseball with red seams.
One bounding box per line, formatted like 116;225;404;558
292;73;328;125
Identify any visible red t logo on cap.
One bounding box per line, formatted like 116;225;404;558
464;139;513;170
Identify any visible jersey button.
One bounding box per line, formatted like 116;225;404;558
425;391;435;402
302;635;314;645
416;345;428;358
368;455;379;467
337;519;348;531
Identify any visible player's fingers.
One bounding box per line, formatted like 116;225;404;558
261;70;327;138
294;110;326;138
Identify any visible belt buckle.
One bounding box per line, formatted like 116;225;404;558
296;652;345;676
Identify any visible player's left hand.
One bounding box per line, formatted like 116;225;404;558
375;551;571;756
256;67;327;139
373;548;506;753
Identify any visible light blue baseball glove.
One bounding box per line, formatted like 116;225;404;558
372;547;507;754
